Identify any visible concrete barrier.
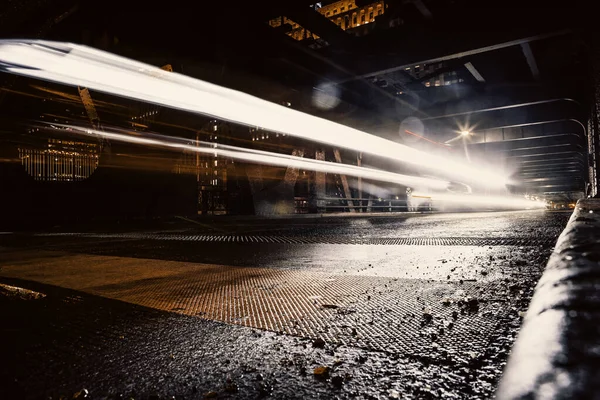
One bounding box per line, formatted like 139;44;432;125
497;199;600;399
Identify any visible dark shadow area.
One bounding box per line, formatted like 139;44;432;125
0;277;326;400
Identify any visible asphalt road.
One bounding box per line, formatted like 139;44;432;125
0;210;571;399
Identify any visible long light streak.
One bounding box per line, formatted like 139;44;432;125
0;40;508;187
412;191;546;209
50;123;451;190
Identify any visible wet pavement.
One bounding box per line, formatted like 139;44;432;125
0;210;571;399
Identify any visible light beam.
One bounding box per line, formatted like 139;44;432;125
0;40;509;188
412;191;546;210
49;123;451;191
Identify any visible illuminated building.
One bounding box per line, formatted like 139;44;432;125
250;126;286;142
18;138;100;181
403;62;464;89
268;17;319;42
172;127;225;215
269;0;386;41
180;120;234;214
195;120;231;189
318;0;385;30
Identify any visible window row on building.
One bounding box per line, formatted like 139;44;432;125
19;146;99;181
402;63;465;89
269;1;385;41
250;127;285;142
184;122;230;188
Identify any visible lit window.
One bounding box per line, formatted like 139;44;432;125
214;160;218;166
405;67;410;71
425;82;431;87
435;80;440;86
213;125;217;131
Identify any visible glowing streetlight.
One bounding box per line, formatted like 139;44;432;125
461;130;471;136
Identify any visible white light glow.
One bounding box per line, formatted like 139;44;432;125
0;40;509;188
461;130;470;136
412;191;546;210
51;123;450;190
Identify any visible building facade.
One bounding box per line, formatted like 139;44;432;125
403;62;464;89
269;0;386;41
18;138;100;182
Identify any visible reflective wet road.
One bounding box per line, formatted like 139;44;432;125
0;210;570;399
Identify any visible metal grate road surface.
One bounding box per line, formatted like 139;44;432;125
0;252;516;357
36;232;554;246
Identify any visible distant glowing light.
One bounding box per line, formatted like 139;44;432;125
461;130;470;136
412;191;546;210
0;40;508;187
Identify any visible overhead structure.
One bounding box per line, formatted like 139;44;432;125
0;0;596;209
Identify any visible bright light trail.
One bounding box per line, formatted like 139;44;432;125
412;191;546;210
50;123;450;190
0;40;509;187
